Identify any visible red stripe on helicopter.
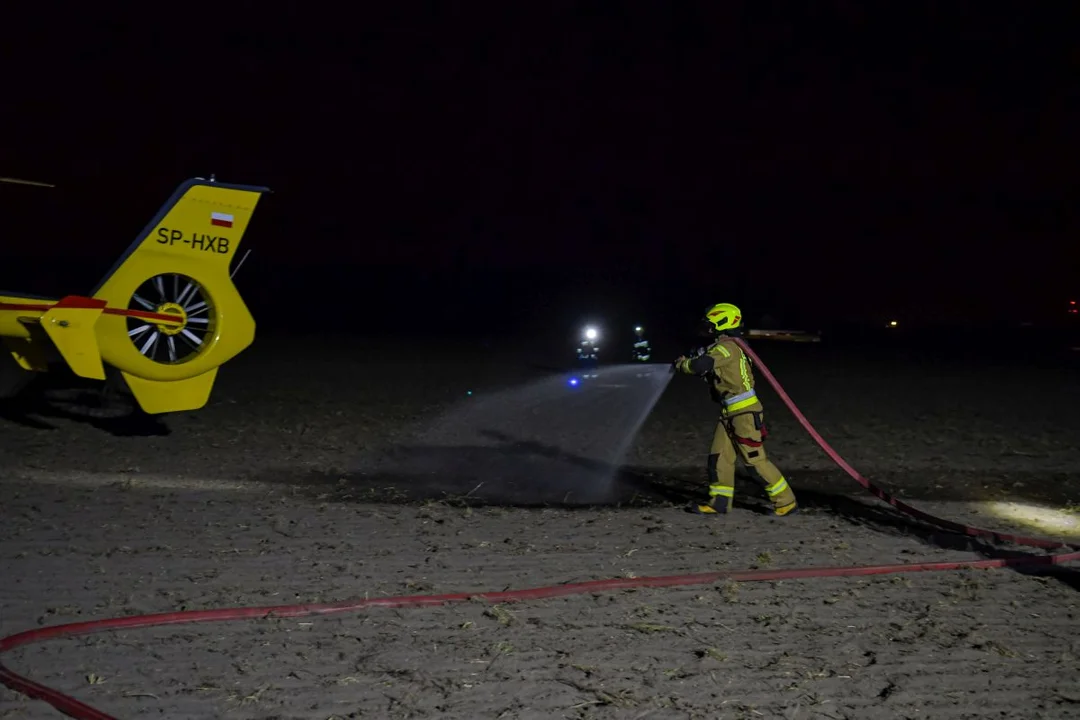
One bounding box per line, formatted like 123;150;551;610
0;299;183;324
0;303;51;312
54;296;107;309
103;308;184;324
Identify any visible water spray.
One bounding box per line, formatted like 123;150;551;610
350;363;674;506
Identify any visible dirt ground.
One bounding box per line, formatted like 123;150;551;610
2;336;1080;719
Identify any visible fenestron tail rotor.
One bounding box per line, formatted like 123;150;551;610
125;273;214;364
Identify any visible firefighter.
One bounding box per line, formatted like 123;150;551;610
576;326;600;371
631;325;651;362
672;302;798;517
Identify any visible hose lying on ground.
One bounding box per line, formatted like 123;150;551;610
3;341;1078;720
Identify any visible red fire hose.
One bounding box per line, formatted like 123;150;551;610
3;339;1079;720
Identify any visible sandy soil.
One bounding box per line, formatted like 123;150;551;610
2;336;1080;719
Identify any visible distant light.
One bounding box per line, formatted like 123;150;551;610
634;326;643;333
888;320;898;327
1071;300;1077;305
466;390;473;396
568;377;579;386
584;327;598;340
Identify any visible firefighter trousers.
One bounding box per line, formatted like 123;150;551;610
706;410;797;513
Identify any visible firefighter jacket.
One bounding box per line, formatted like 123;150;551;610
676;336;763;415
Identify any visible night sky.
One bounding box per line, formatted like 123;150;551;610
3;3;1077;334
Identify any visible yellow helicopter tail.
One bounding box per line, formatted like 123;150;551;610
87;177;271;413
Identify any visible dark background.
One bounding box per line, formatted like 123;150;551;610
2;2;1077;352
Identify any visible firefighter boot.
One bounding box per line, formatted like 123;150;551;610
763;475;799;517
686;490;732;515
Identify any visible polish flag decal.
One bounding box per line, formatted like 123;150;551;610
211;212;234;228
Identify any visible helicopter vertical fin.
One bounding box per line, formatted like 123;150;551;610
86;179;270;413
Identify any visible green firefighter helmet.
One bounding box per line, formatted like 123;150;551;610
703;302;743;332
